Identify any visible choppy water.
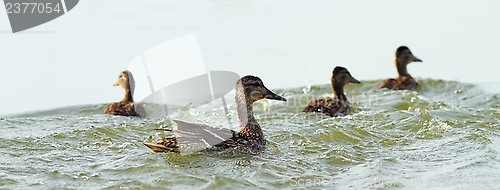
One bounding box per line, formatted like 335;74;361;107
1;79;500;189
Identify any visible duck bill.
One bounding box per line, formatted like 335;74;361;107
350;76;361;83
413;56;423;62
264;89;287;102
113;79;120;86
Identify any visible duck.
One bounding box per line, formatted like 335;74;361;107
103;70;140;116
302;66;361;117
142;75;287;153
379;46;423;90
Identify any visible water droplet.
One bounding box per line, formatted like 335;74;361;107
303;80;311;94
303;86;311;94
189;108;198;115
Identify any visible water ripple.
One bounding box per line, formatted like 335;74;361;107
1;79;499;189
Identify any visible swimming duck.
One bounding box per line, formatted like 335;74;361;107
379;46;423;90
103;70;140;116
142;75;287;153
302;66;361;117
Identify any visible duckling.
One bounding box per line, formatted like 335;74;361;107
379;46;423;90
103;70;140;116
142;75;287;153
302;66;361;117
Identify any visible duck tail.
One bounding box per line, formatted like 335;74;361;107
142;142;179;153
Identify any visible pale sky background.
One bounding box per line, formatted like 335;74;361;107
0;0;499;115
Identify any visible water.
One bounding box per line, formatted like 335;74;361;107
1;79;499;189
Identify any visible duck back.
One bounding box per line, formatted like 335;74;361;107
302;97;350;117
379;76;417;90
103;101;139;116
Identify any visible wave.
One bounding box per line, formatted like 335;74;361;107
1;79;499;189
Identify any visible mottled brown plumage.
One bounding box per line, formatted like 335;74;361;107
103;101;138;116
302;66;361;117
103;70;140;116
379;46;423;90
143;136;179;153
142;75;287;153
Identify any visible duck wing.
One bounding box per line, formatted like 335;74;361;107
302;98;344;117
379;78;398;89
380;77;417;90
143;120;235;154
397;76;417;90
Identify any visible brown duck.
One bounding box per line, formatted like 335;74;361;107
103;70;140;116
142;75;287;153
379;46;423;90
302;66;361;117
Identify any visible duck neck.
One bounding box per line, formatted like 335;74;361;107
235;88;258;131
121;85;133;102
331;80;347;101
395;59;412;78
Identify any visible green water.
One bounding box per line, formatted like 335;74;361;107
1;79;500;189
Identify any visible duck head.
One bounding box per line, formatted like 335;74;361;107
394;46;422;77
113;70;135;102
114;70;130;89
331;66;361;85
236;75;287;104
395;46;422;65
330;66;360;97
